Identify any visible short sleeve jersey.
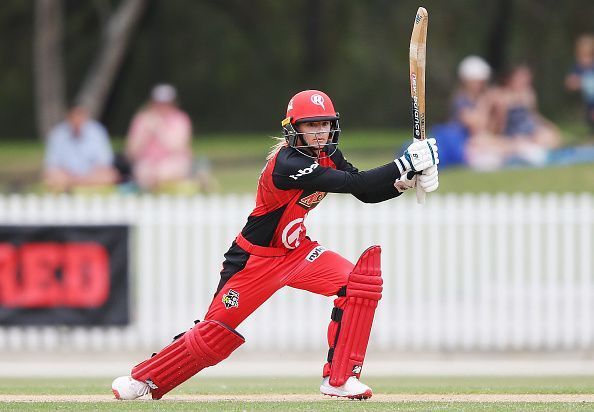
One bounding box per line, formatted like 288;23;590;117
238;146;402;251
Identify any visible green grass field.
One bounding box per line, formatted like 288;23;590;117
2;129;593;194
1;376;593;411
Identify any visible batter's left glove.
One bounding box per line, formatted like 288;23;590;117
396;137;439;174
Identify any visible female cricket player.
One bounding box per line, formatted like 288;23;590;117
112;90;439;400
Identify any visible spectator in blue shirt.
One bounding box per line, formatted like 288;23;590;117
566;34;594;135
43;105;118;192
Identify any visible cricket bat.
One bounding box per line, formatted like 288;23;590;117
409;7;428;204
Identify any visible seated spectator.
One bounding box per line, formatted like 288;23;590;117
431;55;511;170
491;64;562;165
125;84;195;191
451;55;494;135
43;105;118;192
565;34;594;136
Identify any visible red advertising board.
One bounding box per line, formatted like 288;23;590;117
0;225;129;325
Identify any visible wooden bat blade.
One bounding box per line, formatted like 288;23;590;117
409;7;427;142
409;7;428;204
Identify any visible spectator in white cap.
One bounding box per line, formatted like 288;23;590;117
452;56;494;134
458;55;492;82
125;84;194;191
449;55;515;170
151;84;177;103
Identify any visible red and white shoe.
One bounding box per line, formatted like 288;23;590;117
111;376;151;400
320;376;373;399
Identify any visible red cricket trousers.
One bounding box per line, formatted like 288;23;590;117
204;237;353;329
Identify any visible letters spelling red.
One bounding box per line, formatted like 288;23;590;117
0;242;110;308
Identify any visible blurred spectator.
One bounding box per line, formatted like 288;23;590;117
452;55;494;134
491;64;562;165
565;34;594;136
43;105;118;192
125;84;195;191
431;55;511;170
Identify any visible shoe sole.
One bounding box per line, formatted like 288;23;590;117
112;389;122;400
321;389;372;400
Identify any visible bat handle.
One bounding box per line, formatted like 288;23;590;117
416;185;426;204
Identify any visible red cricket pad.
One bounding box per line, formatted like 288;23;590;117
131;320;244;399
325;245;382;387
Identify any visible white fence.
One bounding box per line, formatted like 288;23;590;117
0;193;592;352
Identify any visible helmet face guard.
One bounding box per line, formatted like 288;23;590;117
282;116;341;159
281;90;341;159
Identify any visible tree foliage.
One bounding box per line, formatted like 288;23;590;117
0;0;592;139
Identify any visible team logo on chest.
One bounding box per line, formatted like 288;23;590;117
222;289;240;309
298;191;327;209
281;218;304;249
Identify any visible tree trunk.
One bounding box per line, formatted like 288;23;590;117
485;0;514;76
75;0;146;119
302;0;324;79
33;0;66;138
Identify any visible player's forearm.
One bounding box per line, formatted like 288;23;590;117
273;162;408;195
278;161;401;194
353;183;402;203
341;162;403;194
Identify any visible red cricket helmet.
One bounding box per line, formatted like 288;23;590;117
281;90;341;158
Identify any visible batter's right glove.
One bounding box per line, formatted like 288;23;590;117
417;165;439;192
394;170;417;193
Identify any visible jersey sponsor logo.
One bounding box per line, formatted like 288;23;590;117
311;94;326;110
281;218;304;249
298;191;327;209
289;162;318;180
305;246;326;262
222;289;240;309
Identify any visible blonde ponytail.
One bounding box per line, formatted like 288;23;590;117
266;137;288;161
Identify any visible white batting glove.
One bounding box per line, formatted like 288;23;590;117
395;137;439;174
417;165;439;192
394;170;417;193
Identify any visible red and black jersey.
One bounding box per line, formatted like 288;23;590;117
215;145;403;295
240;146;403;250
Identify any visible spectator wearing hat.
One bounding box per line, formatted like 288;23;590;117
451;56;495;134
453;56;516;170
43;105;118;192
125;84;194;191
429;56;511;170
